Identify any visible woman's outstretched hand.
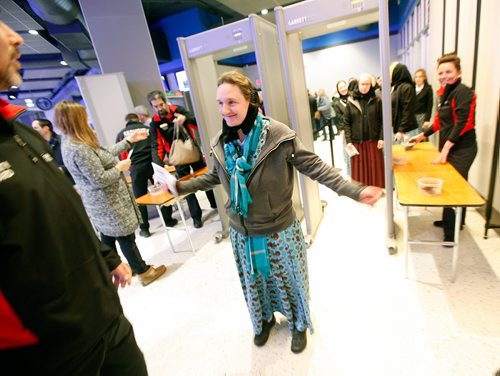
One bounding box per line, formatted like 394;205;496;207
359;186;383;206
126;129;148;143
408;132;426;144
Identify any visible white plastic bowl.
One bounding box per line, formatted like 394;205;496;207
417;177;443;195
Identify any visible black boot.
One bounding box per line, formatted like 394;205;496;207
291;328;307;353
254;314;275;346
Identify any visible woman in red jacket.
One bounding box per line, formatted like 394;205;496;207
410;53;478;242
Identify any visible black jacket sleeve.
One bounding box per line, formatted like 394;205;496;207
396;84;417;133
99;241;122;272
150;122;164;166
425;85;434;121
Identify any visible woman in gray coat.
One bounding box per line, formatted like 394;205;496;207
55;101;166;286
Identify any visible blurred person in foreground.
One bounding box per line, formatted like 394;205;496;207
163;71;383;353
0;21;148;375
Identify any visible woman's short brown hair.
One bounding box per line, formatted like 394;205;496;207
217;71;260;107
414;68;428;82
437;53;461;71
54;100;99;149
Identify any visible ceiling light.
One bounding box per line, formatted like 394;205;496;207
25;98;33;103
10;85;18;89
60;60;68;66
261;9;268;15
9;94;16;99
28;30;39;35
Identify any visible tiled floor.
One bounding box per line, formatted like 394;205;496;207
118;137;500;376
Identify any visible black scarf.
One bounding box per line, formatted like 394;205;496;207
221;104;259;143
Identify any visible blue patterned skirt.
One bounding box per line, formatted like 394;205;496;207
229;218;313;335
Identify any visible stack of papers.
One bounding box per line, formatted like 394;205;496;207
152;163;178;196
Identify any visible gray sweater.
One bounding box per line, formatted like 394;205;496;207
178;117;364;236
62;138;140;237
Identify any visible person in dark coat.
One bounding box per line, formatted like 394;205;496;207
409;53;478;242
343;74;385;188
116;113;178;237
331;80;349;133
390;62;418;142
414;68;434;133
308;89;320;140
0;21;147;375
31;118;74;184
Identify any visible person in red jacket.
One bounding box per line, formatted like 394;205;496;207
410;53;478;242
148;90;217;228
0;21;147;375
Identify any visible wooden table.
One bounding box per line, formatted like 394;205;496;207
136;166;209;254
393;143;484;282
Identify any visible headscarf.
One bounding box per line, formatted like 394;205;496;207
391;64;414;88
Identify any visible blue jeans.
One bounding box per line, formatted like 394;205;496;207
100;233;148;274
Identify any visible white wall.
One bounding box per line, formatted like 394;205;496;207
302;35;399;96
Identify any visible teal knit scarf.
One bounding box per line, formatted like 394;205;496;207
224;113;270;277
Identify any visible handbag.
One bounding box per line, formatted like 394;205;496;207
168;122;201;166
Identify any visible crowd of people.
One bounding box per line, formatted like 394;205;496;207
308;62;434;189
0;17;479;374
310;54;477;245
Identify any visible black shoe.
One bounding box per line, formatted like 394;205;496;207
164;218;178;227
433;220;444;228
434;220;463;230
193;218;203;228
139;229;151;238
291;328;307;353
254;314;276;346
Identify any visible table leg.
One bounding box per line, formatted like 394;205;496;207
176;200;196;255
156;205;176;252
451;207;463;283
404;206;409;278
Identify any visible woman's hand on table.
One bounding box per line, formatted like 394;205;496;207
432;140;454;164
359;186;384;206
394;131;405;142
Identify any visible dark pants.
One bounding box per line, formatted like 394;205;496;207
175;159;217;221
1;315;147;376
442;143;478;239
100;233;148;274
131;163;173;231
